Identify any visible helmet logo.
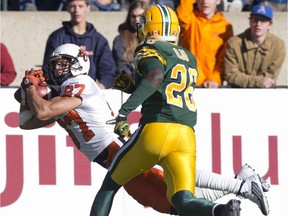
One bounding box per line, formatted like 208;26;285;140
151;30;160;36
171;29;177;36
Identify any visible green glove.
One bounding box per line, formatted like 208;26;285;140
114;115;131;138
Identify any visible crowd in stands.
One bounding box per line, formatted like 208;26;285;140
1;0;286;88
2;0;122;11
2;0;287;11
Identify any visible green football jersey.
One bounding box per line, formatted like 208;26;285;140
133;39;198;128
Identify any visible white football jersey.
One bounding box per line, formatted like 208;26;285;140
56;75;118;161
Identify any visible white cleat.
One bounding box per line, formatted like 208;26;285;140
235;164;270;192
238;174;270;215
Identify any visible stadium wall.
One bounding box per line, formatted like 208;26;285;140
1;11;287;87
1;88;288;216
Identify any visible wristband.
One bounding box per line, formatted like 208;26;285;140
22;82;34;91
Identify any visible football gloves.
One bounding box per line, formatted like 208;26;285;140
21;68;45;91
113;72;135;94
114;115;132;138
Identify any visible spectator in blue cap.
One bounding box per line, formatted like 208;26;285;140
264;0;287;12
251;3;273;20
224;4;286;88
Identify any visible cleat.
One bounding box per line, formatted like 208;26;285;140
235;164;270;192
221;199;241;216
239;174;270;215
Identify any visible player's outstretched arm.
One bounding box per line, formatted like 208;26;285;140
19;103;55;130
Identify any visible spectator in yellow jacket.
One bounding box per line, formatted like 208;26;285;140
176;0;233;88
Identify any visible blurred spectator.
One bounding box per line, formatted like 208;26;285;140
3;0;121;11
35;0;65;10
112;0;148;79
176;0;233;88
127;0;177;10
227;0;243;11
4;0;37;10
242;0;263;11
0;43;17;86
264;0;287;11
19;0;37;10
6;0;64;11
89;0;121;11
222;0;261;12
42;0;116;89
224;4;285;88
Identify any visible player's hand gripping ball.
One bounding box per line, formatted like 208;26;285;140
21;68;45;90
14;68;56;106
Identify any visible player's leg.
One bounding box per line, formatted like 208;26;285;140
94;140;268;215
195;169;242;197
90;141;123;216
91;124;162;215
93;140;174;214
90;172;121;216
158;124;240;216
195;165;270;199
160;153;217;216
123;167;174;214
194;168;270;215
158;123;219;216
119;162;269;214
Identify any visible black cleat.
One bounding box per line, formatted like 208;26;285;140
221;199;241;216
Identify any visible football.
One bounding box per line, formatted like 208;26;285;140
14;82;57;105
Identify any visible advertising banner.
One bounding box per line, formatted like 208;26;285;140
1;88;287;216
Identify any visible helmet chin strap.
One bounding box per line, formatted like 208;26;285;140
136;23;141;44
175;25;180;45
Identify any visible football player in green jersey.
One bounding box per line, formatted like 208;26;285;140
90;4;241;216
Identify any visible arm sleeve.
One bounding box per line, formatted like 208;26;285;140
176;0;196;51
119;58;164;116
176;0;195;28
264;38;286;80
138;57;164;77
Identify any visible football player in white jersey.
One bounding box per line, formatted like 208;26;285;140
18;43;269;215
